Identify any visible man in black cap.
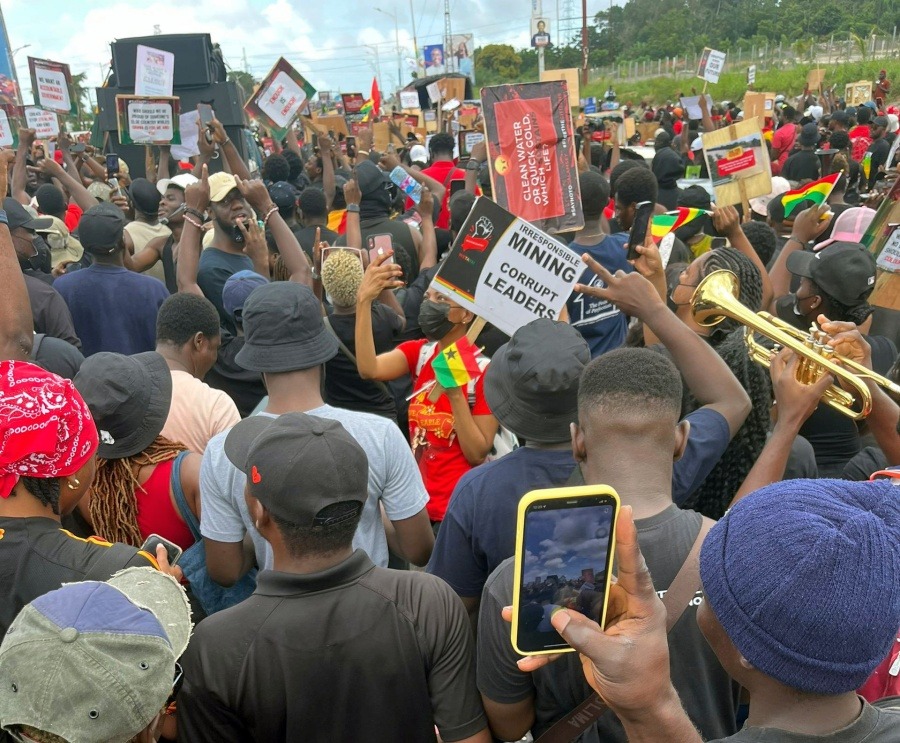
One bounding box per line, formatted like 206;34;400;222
199;281;433;591
865;115;891;191
53;202;169;356
782;123;822;184
267;181;299;229
428;305;750;618
2;197;80;349
180;413;489;742
123;177;172;285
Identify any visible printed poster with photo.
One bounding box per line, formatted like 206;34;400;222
481;80;583;235
431;196;582;336
27;57;74;115
244;58;317;139
115;96;181;145
701;118;772;206
135;45;175;97
341;92;365;115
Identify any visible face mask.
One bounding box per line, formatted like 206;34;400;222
418;300;456;341
29;235;51;273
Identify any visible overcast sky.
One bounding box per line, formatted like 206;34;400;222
0;0;595;101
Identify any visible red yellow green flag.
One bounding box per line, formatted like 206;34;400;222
431;337;482;389
781;172;841;217
650;208;711;243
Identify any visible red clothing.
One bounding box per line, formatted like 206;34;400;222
406;160;467;229
673;120;683;136
770;123;798;175
398;339;491;521
850;125;874;162
64;203;83;233
135;458;196;551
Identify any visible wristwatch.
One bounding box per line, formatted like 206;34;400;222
466;160;481;171
346;203;360;213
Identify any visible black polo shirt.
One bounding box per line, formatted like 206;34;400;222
179;550;487;742
0;517;154;634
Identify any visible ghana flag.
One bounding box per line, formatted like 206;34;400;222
782;172;841;218
431;337;482;389
650;208;711;243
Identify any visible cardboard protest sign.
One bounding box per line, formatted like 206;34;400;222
426;82;442;104
747;65;756;86
679;94;713;121
743;92;776;127
875;227;900;273
701;118;772;207
171;109;202;159
372;120;413;152
459;130;484;158
244;58;316;139
431;197;582;336
481;80;583;235
437;77;466;104
23;107;58;138
846;81;872;106
539;68;580;106
135;45;175;97
0;108;16;147
341;93;365;115
399;90;420;109
807;68;826;90
697;48;727;84
27;58;73;115
115;96;181;145
312;113;349;137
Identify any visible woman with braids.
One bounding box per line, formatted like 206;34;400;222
666;240;773;519
0;360;168;634
73;351;202;551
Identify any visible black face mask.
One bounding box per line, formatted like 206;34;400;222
24;234;51;273
418;300;456;341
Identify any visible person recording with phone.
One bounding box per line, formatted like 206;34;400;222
478;262;750;743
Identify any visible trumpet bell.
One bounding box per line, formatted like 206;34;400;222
691;270;742;328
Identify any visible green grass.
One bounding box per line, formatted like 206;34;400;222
583;59;897;105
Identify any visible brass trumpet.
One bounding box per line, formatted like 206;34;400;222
691;270;900;420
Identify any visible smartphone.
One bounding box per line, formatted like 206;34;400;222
627;200;655;260
511;485;620;656
450;179;466;196
70;142;86;154
367;234;394;265
197;103;214;127
346;136;356;158
140;533;183;566
105;153;119;177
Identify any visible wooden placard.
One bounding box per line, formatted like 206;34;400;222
539;68;580;104
372;121;414;152
637;122;659;144
701;118;772;208
807;68;826;90
846;81;873;107
312;113;349;137
436;77;466;105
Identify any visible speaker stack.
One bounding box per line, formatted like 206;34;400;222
95;34;249;177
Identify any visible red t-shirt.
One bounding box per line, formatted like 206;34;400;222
398;338;491;521
64;203;83;232
405;160;468;230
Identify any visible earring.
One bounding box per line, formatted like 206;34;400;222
66;478;80;491
254;520;260;529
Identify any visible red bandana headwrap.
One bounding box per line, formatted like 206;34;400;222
0;361;98;498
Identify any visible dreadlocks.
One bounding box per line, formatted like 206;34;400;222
90;436;185;546
681;248;772;519
21;477;62;515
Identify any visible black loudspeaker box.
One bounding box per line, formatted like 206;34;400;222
110;34;226;89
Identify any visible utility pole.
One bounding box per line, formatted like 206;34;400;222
375;7;402;91
444;0;453;72
536;0;545;78
409;0;419;74
242;47;249;73
581;0;589;86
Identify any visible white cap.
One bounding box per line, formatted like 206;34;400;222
690;136;703;152
157;173;200;196
409;144;428;163
749;176;790;216
889;114;900;133
805;105;824;121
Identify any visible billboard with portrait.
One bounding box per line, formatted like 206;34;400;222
450;34;475;84
423;44;446;75
531;18;551;48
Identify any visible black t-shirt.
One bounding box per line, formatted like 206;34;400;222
205;332;267;418
781;150;821;183
324;304;402;419
478;505;739;742
867;138;892;189
292;224;339;261
0;517;153;634
23;273;80;348
30;333;84;379
197;248;254;334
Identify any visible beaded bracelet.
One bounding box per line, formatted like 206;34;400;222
262;205;279;225
184;207;206;221
184;215;204;229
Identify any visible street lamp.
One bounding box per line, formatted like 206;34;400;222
374;6;402;91
363;44;384;100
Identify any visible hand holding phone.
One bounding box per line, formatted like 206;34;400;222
139;533;183;567
105;153;119;178
511;486;620;656
627;201;655;261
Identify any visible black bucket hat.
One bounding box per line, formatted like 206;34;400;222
484;318;590;443
73;352;172;459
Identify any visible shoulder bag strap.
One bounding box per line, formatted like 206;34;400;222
161;235;177;294
169;451;201;542
323;315;392;397
535;515;715;743
84;542;145;582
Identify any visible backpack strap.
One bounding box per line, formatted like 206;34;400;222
83;542;144;582
535;514;715;743
161;235;177;294
169;451;201;543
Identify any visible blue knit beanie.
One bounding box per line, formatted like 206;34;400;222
700;478;900;695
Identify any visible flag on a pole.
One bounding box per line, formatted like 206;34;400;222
431;337;482;389
782;172;842;217
650;207;711;243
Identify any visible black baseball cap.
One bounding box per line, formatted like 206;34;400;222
235;282;339;372
3;197;52;231
129;178;161;215
74;351;173;459
356;160;391;197
78;202;126;254
831;110;849;124
268;181;297;210
786;241;876;306
224;413;368;525
872;115;889;128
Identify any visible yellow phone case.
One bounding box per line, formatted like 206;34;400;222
510;485;620;657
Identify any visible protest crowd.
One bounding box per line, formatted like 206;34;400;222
4;25;900;743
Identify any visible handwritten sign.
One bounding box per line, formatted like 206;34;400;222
27;57;72;115
23;107;58;138
679;94;713;121
135;45;174;97
697;48;727;84
876;227;900;273
431;197;582;336
115;96;181;145
245;57;316;140
0;109;15;147
400;90;420;109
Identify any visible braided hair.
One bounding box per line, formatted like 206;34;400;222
681;248;772;519
90;436;185;546
21;477;62;515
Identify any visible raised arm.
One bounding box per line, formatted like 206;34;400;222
768;204;832;311
210;118;251;181
0;151;33;359
37;157;96;214
235;175;311;286
713;205;774;310
318;135;337;212
576;256;751;436
379;151;447;209
12;128;34;205
465;140;486;194
355;251;412;381
156;144;171;183
415;187;438;271
176;165;209;296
